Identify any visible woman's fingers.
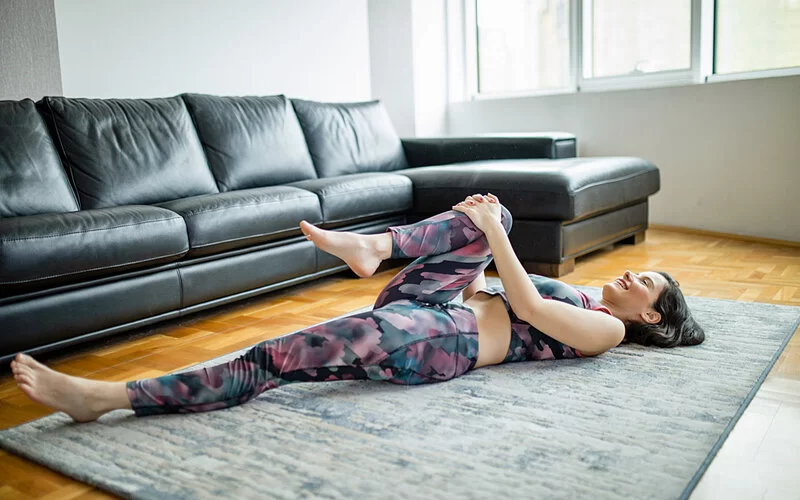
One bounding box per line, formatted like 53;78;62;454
461;193;496;206
465;193;490;205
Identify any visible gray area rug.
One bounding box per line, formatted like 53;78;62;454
1;284;798;500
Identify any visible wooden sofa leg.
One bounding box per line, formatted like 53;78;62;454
522;259;575;278
620;230;646;245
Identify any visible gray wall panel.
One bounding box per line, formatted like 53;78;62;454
0;0;62;100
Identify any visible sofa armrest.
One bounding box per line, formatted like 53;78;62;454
401;133;576;167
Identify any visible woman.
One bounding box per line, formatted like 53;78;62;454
10;194;704;423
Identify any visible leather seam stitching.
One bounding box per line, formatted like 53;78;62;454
0;217;185;242
323;207;409;226
408;169;654;194
571;169;655;194
190;229;299;249
176;196;316;217
319;184;409;198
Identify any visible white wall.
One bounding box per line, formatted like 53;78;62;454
0;0;62;100
410;0;448;137
368;0;415;136
367;0;449;137
448;76;800;242
55;0;371;101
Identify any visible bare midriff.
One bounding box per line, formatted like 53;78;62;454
464;291;512;369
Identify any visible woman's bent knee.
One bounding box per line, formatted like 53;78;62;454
500;205;513;233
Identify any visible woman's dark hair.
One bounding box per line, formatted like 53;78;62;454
624;271;705;348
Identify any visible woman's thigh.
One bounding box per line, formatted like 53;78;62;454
374;301;480;385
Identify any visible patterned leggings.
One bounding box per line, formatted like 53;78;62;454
126;207;513;416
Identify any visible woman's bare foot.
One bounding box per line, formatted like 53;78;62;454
299;221;392;278
10;353;129;423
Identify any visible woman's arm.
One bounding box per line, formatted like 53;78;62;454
456;195;625;356
483;220;623;355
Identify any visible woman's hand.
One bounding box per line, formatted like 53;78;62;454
452;193;502;233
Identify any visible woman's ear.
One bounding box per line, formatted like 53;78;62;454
641;310;661;325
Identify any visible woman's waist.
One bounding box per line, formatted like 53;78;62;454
465;293;513;363
464;292;510;322
468;290;584;362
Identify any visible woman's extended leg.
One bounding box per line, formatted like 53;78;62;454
11;300;479;420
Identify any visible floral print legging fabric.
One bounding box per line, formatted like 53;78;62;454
126;207;513;416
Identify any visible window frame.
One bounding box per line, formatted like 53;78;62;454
465;0;800;100
469;0;579;98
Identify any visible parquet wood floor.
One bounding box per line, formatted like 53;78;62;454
0;228;798;499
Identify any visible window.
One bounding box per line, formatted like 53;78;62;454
466;0;800;98
583;0;692;79
715;0;800;74
476;0;571;94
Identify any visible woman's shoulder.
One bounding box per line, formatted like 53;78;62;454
528;274;581;301
529;274;610;314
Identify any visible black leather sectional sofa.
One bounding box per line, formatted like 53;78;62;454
0;94;659;364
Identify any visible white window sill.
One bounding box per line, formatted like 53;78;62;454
471;86;577;101
706;66;800;83
467;66;800;102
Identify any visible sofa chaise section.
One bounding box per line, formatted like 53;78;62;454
398;139;659;276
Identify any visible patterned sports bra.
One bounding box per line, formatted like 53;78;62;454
478;274;613;362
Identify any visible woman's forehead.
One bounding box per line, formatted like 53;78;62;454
642;271;667;286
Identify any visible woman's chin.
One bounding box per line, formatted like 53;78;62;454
600;283;613;299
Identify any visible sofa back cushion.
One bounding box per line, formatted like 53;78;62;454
182;94;317;191
39;96;218;209
0;100;79;217
291;99;408;178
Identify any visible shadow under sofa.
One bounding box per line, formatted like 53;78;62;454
0;94;659;365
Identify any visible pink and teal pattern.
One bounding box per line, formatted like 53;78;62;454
375;207;513;308
125;207;608;417
126;209;511;416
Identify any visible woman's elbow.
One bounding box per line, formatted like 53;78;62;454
583;328;624;356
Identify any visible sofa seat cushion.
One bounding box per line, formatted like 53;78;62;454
396;157;660;221
155;186;322;258
289;173;412;227
0;206;188;297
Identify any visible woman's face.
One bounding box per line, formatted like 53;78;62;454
602;270;668;324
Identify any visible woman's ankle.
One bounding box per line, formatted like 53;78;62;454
91;381;133;414
372;233;393;261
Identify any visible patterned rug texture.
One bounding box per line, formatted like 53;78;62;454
0;283;798;500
